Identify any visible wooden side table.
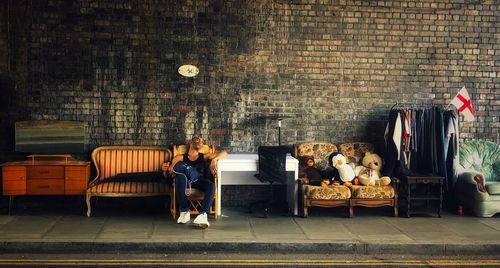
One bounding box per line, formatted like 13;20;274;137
400;174;444;217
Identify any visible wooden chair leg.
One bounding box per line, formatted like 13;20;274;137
86;193;92;217
171;184;177;220
349;205;354;218
212;203;217;220
171;196;177;221
303;206;308;218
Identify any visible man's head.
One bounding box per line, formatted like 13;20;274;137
189;136;205;150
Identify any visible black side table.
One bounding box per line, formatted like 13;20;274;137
400;174;444;217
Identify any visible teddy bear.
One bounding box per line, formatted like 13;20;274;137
329;153;355;186
354;152;391;186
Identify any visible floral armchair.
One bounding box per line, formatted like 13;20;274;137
339;143;398;218
293;143;351;217
455;140;500;217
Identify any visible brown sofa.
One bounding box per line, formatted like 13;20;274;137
294;142;398;218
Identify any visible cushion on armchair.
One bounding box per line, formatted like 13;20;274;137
485;183;500;195
305;185;351;200
350;185;395;199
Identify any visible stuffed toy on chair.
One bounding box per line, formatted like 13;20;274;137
302;156;330;186
330;153;355;186
354;152;391;186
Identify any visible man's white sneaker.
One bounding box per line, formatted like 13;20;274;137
193;213;210;229
177;211;190;224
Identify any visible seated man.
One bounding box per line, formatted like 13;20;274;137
163;136;227;228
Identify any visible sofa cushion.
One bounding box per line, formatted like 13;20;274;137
486;183;500;195
107;172;165;183
305;185;351;200
88;181;170;194
350;185;395;199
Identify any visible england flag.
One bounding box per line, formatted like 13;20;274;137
449;86;475;122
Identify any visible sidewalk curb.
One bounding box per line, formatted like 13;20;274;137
1;241;499;255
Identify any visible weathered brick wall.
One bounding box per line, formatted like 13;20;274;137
1;0;498;156
0;0;31;163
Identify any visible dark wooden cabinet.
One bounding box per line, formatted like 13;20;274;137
2;155;90;213
400;174;444;218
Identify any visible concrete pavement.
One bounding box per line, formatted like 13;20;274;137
0;201;499;256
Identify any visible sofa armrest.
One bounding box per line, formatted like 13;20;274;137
456;172;490;201
457;172;483;185
88;177;101;187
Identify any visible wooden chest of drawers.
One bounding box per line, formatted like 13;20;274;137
3;163;90;196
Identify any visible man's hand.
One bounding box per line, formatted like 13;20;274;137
209;159;218;175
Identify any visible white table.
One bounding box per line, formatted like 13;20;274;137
216;154;299;216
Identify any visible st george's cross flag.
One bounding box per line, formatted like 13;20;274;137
449;86;475;121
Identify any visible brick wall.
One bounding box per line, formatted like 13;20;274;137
0;0;498;156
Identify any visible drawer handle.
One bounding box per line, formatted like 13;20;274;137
38;171;50;174
38;185;50;189
422;180;429;184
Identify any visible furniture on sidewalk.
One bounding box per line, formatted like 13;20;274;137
400;174;444;217
86;146;172;216
170;144;218;220
2;154;90;214
293;142;351;217
455;140;500;217
339;143;398;218
216;153;300;216
295;142;398;218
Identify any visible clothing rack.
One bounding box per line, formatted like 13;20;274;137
391;103;454;111
384;104;459;193
391;103;440;110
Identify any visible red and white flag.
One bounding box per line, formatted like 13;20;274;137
449;86;474;121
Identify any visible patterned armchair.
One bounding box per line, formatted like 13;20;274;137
455;140;500;217
339;143;398;218
293;143;351;217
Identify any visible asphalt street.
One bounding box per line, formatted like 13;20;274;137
0;252;499;267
